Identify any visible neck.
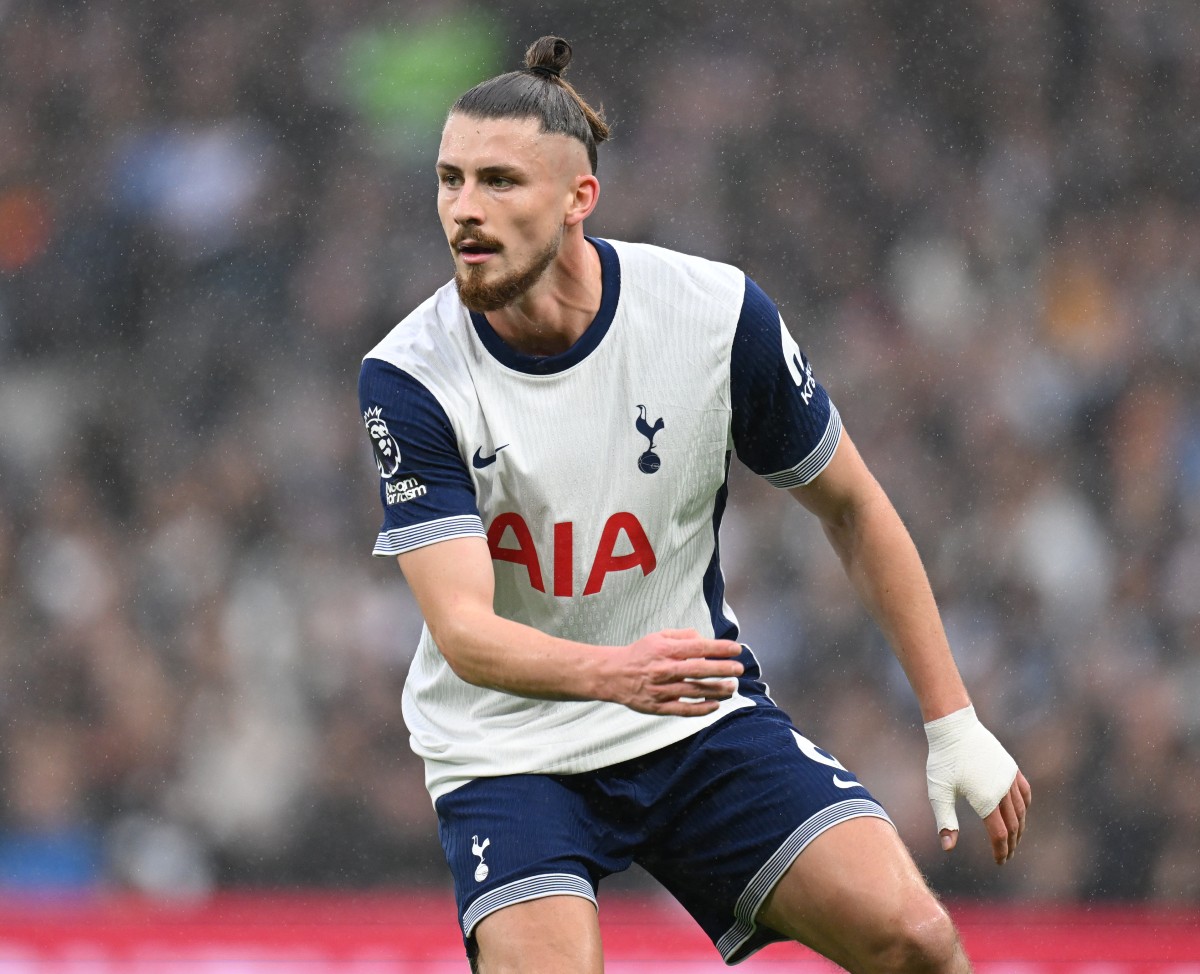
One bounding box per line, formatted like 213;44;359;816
485;230;602;357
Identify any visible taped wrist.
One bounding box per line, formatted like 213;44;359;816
924;704;1018;834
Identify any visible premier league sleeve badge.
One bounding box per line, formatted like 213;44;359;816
363;406;402;478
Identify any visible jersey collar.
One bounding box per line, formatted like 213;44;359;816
468;236;620;375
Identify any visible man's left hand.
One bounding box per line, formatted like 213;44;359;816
925;704;1031;864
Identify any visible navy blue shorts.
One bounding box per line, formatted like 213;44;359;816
434;700;891;964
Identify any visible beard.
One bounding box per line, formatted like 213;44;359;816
454;229;562;313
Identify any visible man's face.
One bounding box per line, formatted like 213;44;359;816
436;113;588;312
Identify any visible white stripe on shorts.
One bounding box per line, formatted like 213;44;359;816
463;872;597;938
715;797;893;962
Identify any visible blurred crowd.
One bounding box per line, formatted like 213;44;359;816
0;0;1197;904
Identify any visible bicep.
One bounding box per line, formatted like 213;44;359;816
396;536;496;643
788;429;886;528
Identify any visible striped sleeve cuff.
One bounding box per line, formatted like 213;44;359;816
762;405;843;489
372;514;486;557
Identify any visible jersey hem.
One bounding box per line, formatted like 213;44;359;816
420;695;757;802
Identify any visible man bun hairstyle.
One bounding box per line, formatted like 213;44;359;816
451;35;611;173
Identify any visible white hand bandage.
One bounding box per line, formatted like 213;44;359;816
924;704;1018;834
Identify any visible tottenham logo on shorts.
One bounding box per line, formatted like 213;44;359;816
471;835;491;882
363;406;401;478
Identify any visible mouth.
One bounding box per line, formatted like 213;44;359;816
455;238;500;266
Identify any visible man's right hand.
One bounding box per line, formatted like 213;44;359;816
603;629;744;717
400;538;744;709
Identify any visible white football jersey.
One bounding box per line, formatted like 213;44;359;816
359;238;841;800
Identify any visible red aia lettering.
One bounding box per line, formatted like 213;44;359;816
582;512;657;595
486;512;656;597
486;512;545;592
553;521;574;598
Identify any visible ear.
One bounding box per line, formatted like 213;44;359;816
564;173;600;227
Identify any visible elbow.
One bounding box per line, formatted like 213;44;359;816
438;644;473;684
426;609;490;687
820;502;861;561
822;481;893;544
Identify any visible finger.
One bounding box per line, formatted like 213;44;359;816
683;676;740;693
663;638;743;659
658;628;702;640
998;794;1020;861
939;828;958;853
675;660;744;681
653;698;723;718
651;657;743;682
984;806;1008;865
1009;779;1028;854
1017;770;1032;809
661;680;736;701
646;672;735;698
1010;779;1027;832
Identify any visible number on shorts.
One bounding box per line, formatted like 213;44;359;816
790;729;862;790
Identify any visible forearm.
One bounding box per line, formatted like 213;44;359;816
820;486;969;722
430;597;608;701
832;488;1029;863
794;433;1028;858
397;538;742;715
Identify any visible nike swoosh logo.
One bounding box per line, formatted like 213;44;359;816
472;444;508;469
832;776;863;790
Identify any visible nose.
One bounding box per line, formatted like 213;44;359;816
450;179;485;227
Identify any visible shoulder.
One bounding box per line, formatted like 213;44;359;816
358;280;480;441
362;280;466;372
603;238;746;309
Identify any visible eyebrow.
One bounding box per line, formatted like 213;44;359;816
436;162;527;180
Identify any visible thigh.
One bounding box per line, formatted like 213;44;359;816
636;706;892;964
758;816;961;973
435;774;632;960
473;893;602;974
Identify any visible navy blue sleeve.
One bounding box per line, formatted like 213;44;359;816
730;277;842;487
358;357;484;556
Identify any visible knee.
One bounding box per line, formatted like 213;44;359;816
867;902;965;974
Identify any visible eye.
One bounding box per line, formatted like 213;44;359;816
488;175;514;189
439;172;462;188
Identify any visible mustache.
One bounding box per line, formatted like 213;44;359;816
451;225;504;251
